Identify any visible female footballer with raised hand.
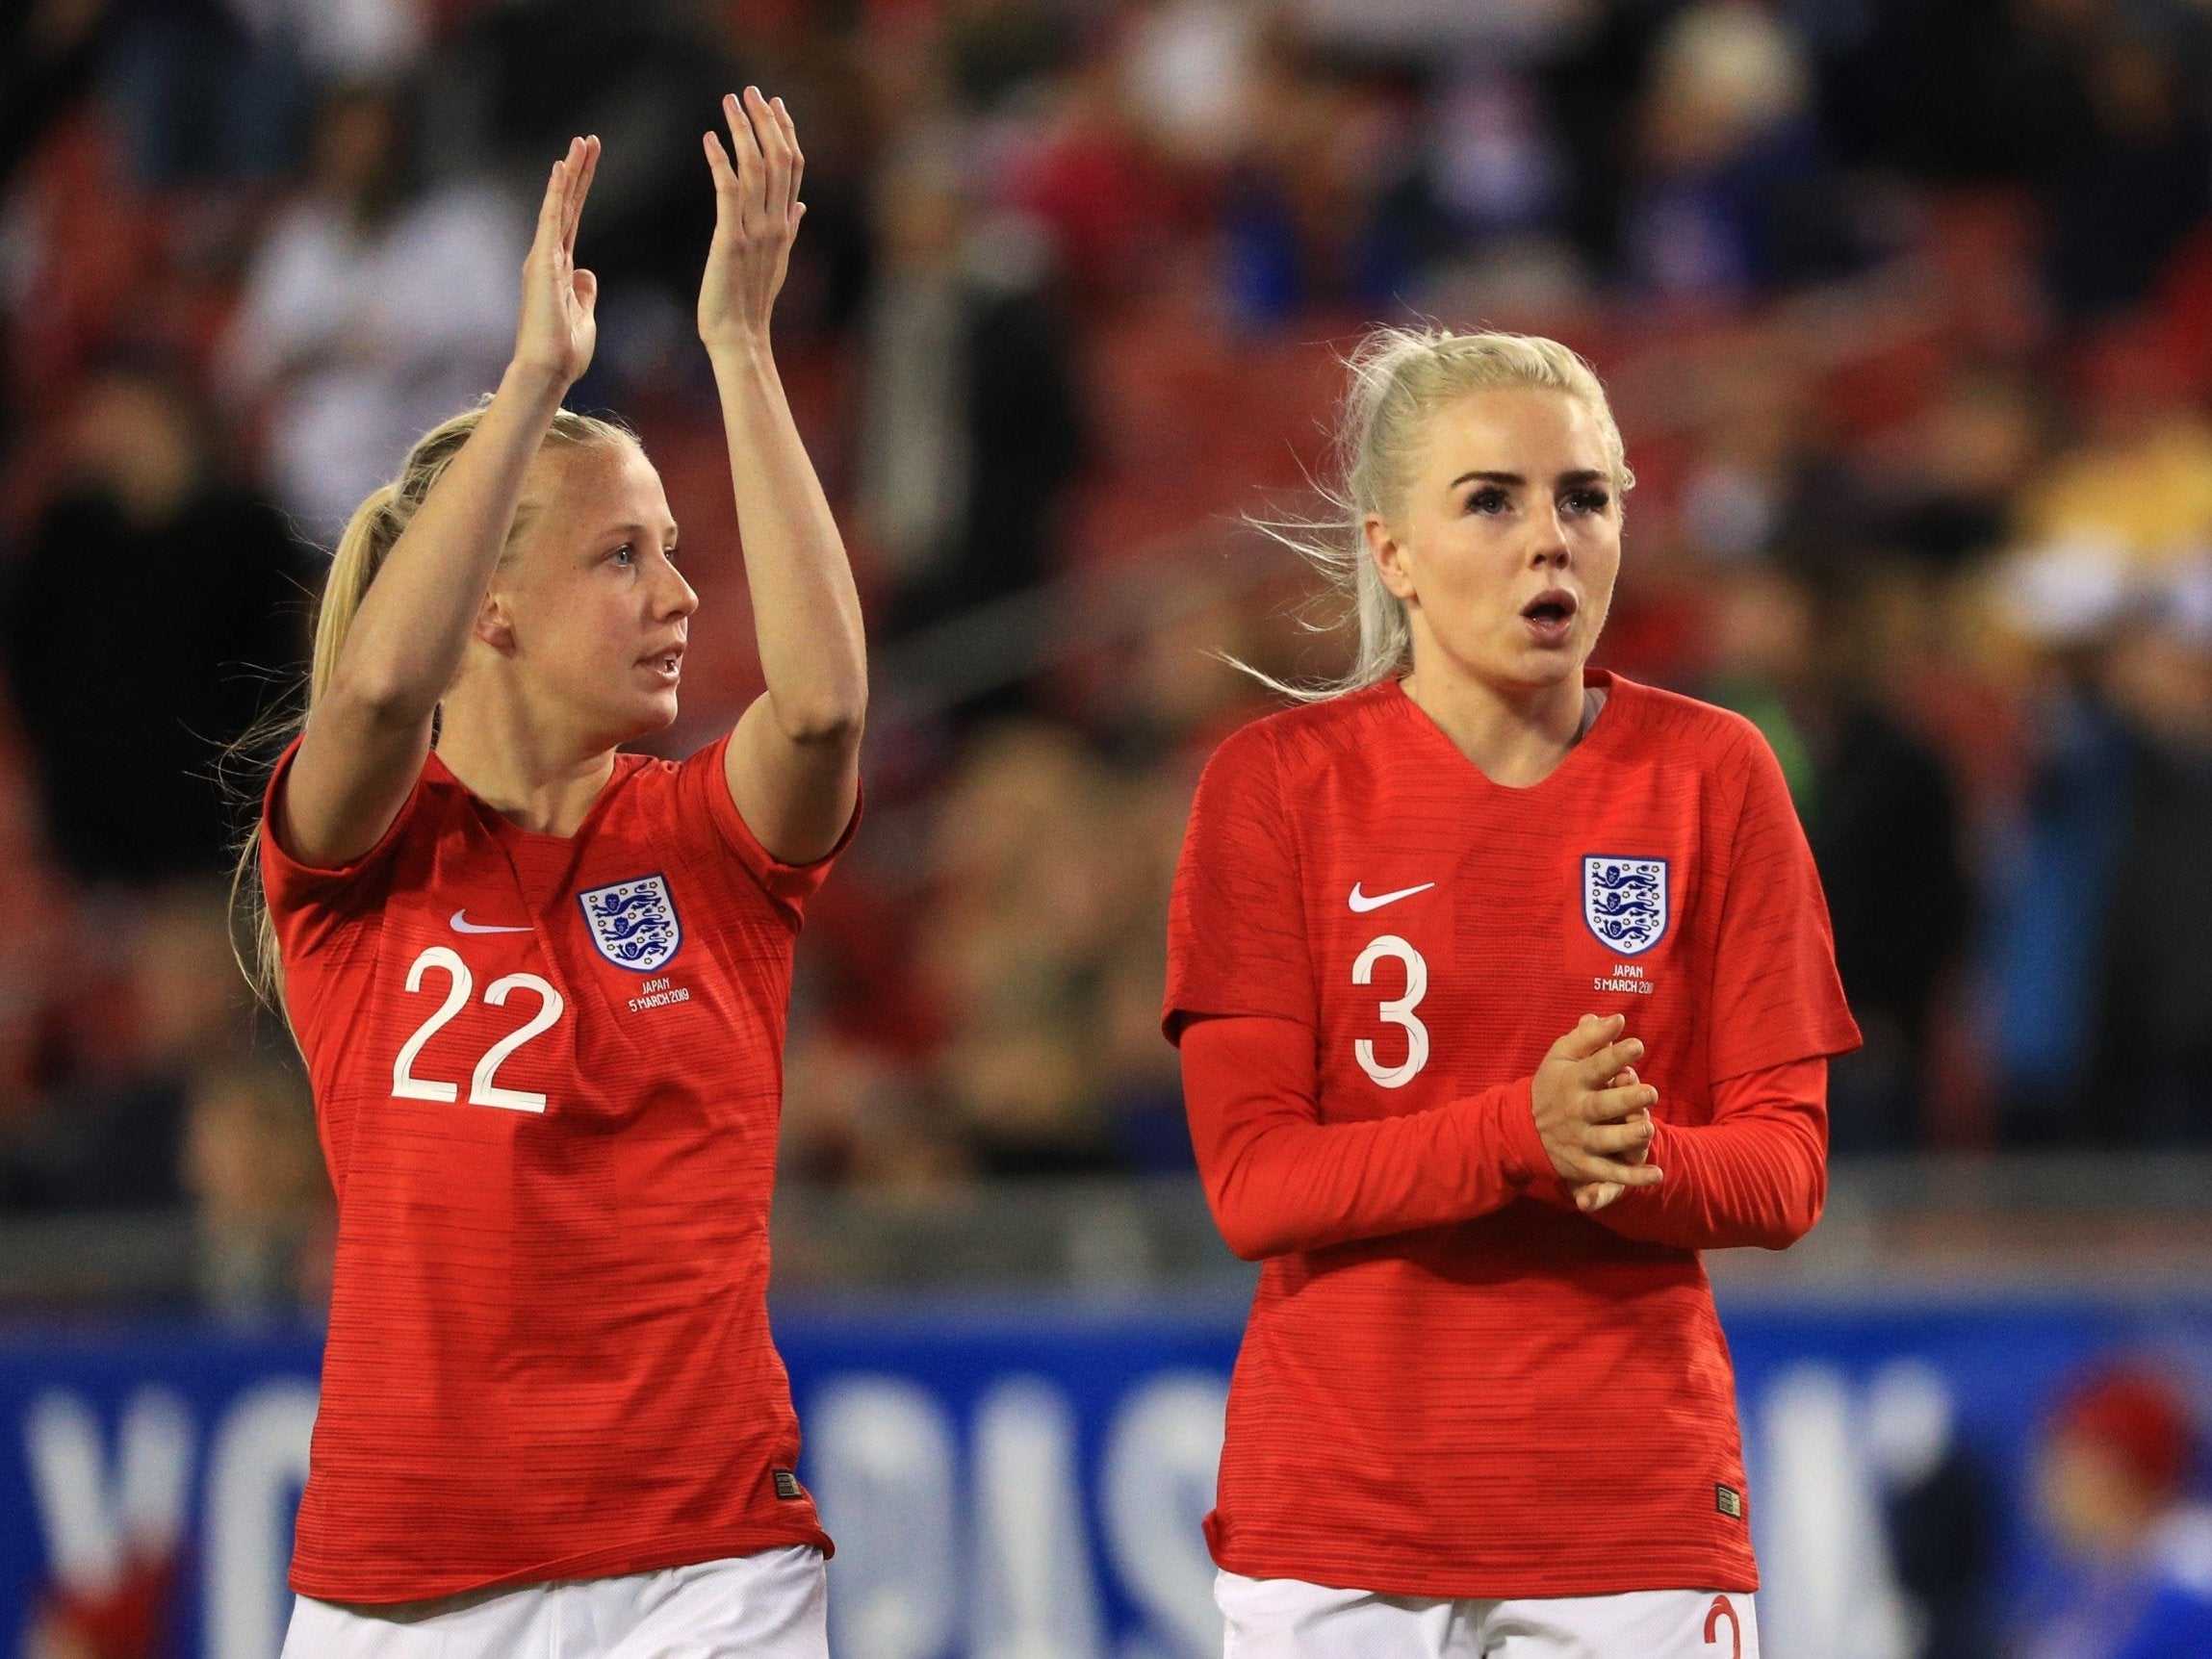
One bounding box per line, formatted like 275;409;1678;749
242;89;862;1658
1164;329;1861;1657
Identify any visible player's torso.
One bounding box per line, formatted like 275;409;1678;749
1291;699;1724;1132
289;767;794;1260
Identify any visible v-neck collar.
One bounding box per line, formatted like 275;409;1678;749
424;748;642;845
1387;667;1629;795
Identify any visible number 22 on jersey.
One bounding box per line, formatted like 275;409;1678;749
1353;933;1429;1088
391;945;565;1112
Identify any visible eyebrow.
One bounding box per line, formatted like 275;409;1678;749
595;521;681;542
1448;469;1608;490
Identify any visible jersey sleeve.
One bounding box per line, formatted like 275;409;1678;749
1163;725;1316;1039
678;733;859;917
1589;1057;1828;1251
1180;1013;1553;1258
258;734;422;950
1705;726;1863;1081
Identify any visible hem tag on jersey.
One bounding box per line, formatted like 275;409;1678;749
773;1469;804;1501
1714;1483;1744;1519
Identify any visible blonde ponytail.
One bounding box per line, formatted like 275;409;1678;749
230;400;637;1014
1243;326;1633;702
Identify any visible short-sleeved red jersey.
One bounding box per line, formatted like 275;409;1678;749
261;735;851;1603
1164;671;1860;1599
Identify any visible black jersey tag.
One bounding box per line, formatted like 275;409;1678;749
773;1468;805;1501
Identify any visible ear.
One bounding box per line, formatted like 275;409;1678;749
1365;512;1418;604
473;591;517;654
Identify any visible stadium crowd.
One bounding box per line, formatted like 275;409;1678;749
1;0;2211;1312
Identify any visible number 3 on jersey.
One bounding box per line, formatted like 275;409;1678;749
392;945;565;1112
1353;933;1429;1087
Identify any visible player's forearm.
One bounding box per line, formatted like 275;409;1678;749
1588;1067;1828;1251
1182;1015;1549;1260
324;360;567;723
708;336;866;742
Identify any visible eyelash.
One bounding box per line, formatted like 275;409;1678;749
1463;489;1609;516
609;544;680;566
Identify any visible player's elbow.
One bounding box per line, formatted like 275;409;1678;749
323;659;439;732
1755;1169;1825;1251
772;695;866;749
1201;1169;1296;1262
1208;1194;1288;1262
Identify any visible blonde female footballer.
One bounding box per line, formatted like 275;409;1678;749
247;92;862;1658
1164;330;1861;1658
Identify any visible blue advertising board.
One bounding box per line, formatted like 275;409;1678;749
4;1291;2210;1659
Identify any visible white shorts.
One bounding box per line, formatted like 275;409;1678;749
1218;1570;1759;1659
280;1545;827;1659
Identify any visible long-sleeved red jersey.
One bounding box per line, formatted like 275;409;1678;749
1164;672;1860;1599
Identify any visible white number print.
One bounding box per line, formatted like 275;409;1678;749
391;947;566;1113
1352;933;1429;1088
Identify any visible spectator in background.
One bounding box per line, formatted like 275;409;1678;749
1703;563;1970;1149
2045;33;2210;320
1622;0;1854;301
183;1054;330;1319
1;356;306;886
859;137;1085;642
2020;328;2212;572
2020;1361;2212;1659
920;721;1124;1175
1975;544;2139;1145
2084;563;2212;1144
0;884;244;1212
218;78;522;543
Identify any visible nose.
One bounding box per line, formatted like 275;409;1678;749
658;558;699;621
1528;501;1571;570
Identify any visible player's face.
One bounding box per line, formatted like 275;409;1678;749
1369;386;1620;697
495;441;697;747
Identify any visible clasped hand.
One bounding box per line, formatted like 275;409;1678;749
1531;1012;1662;1214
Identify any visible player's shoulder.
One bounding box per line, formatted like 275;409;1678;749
1199;682;1411;790
1604;674;1766;773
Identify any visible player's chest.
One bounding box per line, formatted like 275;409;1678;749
1299;785;1710;1097
342;830;774;1122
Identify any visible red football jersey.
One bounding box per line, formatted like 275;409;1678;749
261;734;851;1602
1164;671;1861;1599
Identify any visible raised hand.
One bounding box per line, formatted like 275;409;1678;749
699;88;805;351
514;135;601;387
1531;1012;1664;1198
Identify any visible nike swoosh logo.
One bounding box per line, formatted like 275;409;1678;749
450;910;531;934
1349;881;1436;913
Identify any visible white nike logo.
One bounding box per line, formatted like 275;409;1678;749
450;910;531;934
1349;881;1436;913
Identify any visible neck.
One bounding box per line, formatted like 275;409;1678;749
1401;657;1597;788
435;681;618;836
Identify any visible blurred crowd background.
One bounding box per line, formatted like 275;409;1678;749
8;4;2212;1656
4;0;2212;1307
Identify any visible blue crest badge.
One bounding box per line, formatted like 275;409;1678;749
1582;855;1669;956
578;874;682;972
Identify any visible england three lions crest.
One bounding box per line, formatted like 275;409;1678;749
579;874;682;972
1582;855;1669;956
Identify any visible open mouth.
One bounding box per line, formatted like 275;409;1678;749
1520;589;1579;639
640;645;684;678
